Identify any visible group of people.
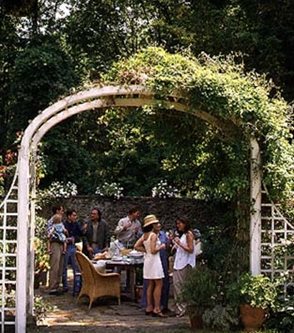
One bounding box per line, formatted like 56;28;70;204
46;205;200;318
46;206;142;295
134;214;197;318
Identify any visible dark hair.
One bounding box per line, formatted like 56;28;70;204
91;207;102;221
143;224;153;233
66;208;76;218
128;207;139;215
52;205;63;214
176;216;191;234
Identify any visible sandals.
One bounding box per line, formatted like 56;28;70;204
145;311;153;316
152;311;167;318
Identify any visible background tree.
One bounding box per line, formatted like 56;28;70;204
0;0;293;197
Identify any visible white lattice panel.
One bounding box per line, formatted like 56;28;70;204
0;172;18;333
261;191;294;294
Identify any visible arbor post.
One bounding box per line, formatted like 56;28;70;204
15;145;30;333
250;137;262;275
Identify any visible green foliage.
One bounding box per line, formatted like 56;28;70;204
104;47;293;202
8;37;78;130
33;295;53;323
227;273;278;309
34;216;49;277
265;296;294;333
202;305;239;331
181;265;219;315
1;1;293;203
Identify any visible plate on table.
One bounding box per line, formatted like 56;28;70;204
111;256;123;261
128;250;144;258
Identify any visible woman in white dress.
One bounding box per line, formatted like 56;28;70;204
134;214;166;317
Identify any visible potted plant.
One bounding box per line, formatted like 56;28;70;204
180;265;218;329
228;273;278;332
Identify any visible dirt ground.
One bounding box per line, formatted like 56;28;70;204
30;286;191;333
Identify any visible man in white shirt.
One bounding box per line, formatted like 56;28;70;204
114;207;142;248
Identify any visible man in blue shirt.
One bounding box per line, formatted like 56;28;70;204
62;208;84;293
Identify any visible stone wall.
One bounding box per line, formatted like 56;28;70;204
40;196;227;233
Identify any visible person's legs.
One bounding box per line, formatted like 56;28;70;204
141;278;148;308
70;246;78;275
69;245;79;293
62;247;70;290
173;266;190;316
153;279;163;314
146;279;154;312
173;269;184;314
161;265;170;310
62;244;77;291
58;248;65;289
49;242;63;292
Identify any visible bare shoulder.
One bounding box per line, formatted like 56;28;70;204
187;230;194;239
150;232;157;239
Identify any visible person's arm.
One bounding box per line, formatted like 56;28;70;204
48;226;54;238
173;231;194;253
47;239;52;253
134;235;145;253
114;219;124;235
83;223;94;256
63;225;69;237
150;233;165;255
46;218;53;237
114;218;132;235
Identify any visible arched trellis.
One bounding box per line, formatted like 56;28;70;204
1;85;263;332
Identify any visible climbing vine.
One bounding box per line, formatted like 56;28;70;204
104;47;293;202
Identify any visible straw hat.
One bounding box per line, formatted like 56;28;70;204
143;214;159;227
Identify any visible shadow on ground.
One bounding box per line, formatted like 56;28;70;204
30;287;190;333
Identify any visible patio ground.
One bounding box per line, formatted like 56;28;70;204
30;285;190;333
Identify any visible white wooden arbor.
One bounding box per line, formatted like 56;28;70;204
0;85;292;332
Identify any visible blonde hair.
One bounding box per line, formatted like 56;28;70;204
52;214;61;224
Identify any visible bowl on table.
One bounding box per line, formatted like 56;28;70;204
128;250;144;259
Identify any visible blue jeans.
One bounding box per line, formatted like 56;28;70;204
62;244;79;289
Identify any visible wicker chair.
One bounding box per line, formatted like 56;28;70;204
75;251;121;309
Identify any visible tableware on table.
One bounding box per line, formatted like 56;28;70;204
111;256;123;261
128;250;144;258
94;251;110;260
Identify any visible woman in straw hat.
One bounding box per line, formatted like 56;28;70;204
134;214;166;317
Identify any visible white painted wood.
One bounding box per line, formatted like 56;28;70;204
250;137;262;275
31;98;230;148
31;98;188;147
15;145;30;333
28;155;37;316
260;185;294;284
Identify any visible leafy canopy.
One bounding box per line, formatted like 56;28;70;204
103;47;293;200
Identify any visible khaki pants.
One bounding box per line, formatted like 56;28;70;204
49;242;64;291
173;265;192;314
